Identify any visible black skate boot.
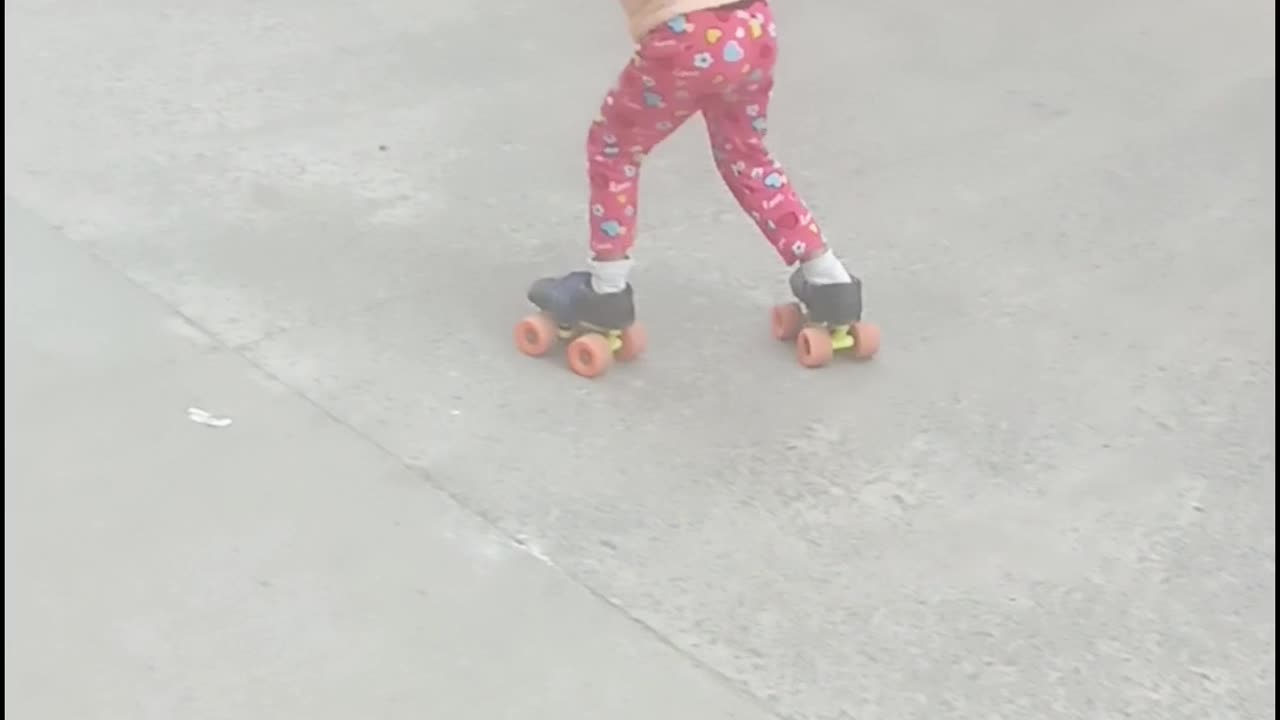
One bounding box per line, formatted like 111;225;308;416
788;267;863;327
527;271;636;331
514;271;646;378
771;267;880;367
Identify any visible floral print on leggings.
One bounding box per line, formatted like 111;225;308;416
586;1;827;265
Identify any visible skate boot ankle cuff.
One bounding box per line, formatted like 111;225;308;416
589;256;634;294
800;250;853;285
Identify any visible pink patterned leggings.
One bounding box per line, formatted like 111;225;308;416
586;0;827;265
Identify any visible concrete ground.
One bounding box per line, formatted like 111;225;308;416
4;1;1275;719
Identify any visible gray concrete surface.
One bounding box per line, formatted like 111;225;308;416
4;201;773;720
4;0;1275;718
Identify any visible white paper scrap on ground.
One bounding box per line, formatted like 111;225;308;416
187;407;233;428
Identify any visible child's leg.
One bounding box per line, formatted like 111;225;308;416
586;50;698;270
522;38;700;333
702;67;863;325
702;78;848;280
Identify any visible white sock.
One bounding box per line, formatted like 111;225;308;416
801;249;853;285
589;256;633;294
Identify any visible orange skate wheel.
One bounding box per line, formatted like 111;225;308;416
514;313;557;357
771;302;805;341
796;327;834;368
616;323;647;362
566;334;614;378
851;322;881;360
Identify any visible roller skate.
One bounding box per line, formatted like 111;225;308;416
770;268;881;368
513;271;647;379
